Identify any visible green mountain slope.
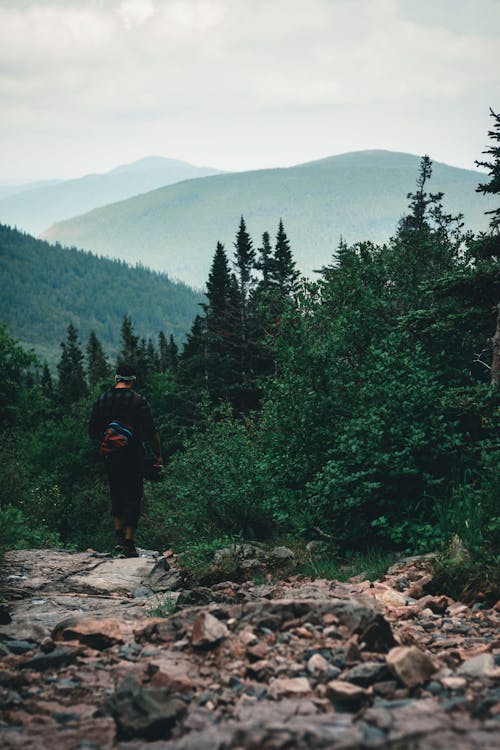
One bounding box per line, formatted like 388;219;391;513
0;224;201;365
0;157;222;235
41;150;496;288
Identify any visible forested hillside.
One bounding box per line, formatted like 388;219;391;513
0;156;222;235
0;224;200;364
41;150;497;287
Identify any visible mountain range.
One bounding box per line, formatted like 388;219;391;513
0;157;222;235
40;150;496;288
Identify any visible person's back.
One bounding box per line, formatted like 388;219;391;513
88;365;162;557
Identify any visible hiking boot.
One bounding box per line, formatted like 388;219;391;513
124;539;139;558
114;530;126;555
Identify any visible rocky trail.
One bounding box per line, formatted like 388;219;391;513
0;546;499;749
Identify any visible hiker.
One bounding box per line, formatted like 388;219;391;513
88;364;162;557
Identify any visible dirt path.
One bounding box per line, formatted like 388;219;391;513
0;548;499;749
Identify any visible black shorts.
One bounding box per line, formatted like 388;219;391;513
105;449;144;528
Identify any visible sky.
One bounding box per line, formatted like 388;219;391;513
0;0;499;181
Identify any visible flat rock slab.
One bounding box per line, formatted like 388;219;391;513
67;558;154;595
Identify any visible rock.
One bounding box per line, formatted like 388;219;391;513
344;661;390;687
191;612;229;648
2;639;36;654
269;677;312;698
106;676;187;740
386;646;436;687
440;676;467;690
326;679;371;705
133;585;152;598
371;585;408;608
358;614;397;652
147;558;184;592
67;556;154;595
458;652;495;678
20;647;78;671
247;641;268;661
272;547;295;561
52;617;124;650
306;653;331;676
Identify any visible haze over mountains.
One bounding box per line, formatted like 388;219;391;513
40;150;495;288
0;157;222;235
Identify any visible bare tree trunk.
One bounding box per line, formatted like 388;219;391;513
492;301;500;385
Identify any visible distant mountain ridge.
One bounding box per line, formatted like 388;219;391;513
41;150;495;288
0;157;223;235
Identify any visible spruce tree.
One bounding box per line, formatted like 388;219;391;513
255;231;273;292
271;219;300;295
117;315;139;370
86;331;110;390
57;323;86;405
474;108;500;383
41;363;54;401
476;108;500;234
158;331;169;372
167;334;179;371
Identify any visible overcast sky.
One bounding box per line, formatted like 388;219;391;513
1;0;499;180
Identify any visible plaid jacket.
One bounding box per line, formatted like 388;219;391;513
88;388;156;443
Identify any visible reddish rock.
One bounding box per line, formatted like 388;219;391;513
247;641;268;661
53;617;124;650
307;653;331;676
191;612;229;649
269;677;312;698
386;646;436;687
326;679;370;704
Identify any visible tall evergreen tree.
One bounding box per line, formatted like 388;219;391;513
255;231;273;292
86;331;110;390
167;334;179;371
234;216;256;305
271;219;300;295
476;108;500;234
117;315;140;371
57;323;86;405
474;108;500;384
41;363;54;401
159;331;179;372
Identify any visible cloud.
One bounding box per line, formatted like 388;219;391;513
0;0;498;178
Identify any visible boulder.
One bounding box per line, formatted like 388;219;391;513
386;646;436;687
326;679;371;705
52;616;124;650
106;676;187;740
191;612;229;649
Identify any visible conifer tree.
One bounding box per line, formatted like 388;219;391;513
167;334;179;371
57;323;86;405
271;219;300;295
158;331;169;372
476;108;500;234
86;331;110;390
255;231;273;292
159;331;179;372
233;217;256;394
41;363;54;401
117;315;140;371
475;108;500;383
234;216;256;305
